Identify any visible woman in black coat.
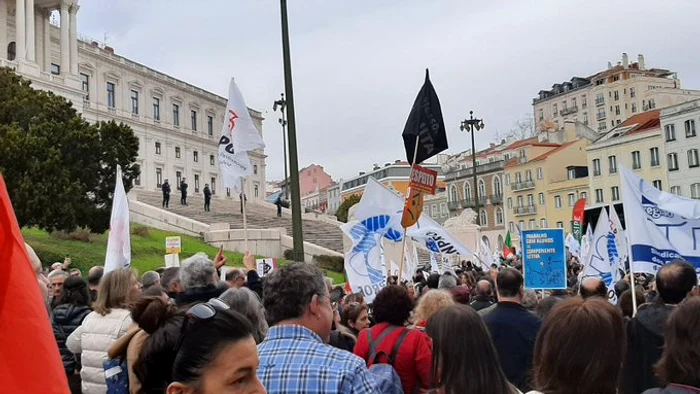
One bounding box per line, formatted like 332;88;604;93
51;276;92;394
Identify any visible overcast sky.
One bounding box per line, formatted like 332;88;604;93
79;0;700;182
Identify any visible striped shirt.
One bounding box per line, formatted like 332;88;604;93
257;325;381;394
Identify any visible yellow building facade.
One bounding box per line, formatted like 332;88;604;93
585;110;669;209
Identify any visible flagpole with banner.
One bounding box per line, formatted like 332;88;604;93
398;68;449;282
218;78;266;254
105;165;131;273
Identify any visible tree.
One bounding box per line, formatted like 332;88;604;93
0;68;139;233
335;194;361;223
494;113;537;143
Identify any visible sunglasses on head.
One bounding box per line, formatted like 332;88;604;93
173;298;229;354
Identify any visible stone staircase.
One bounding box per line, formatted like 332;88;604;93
134;191;345;253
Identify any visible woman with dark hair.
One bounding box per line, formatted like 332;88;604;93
528;297;625;394
643;297;700;394
354;285;432;394
51;276;92;394
134;297;266;394
426;304;519;394
341;302;370;337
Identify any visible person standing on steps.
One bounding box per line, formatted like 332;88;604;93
180;178;188;205
275;194;282;217
203;183;212;212
162;179;171;208
239;192;247;214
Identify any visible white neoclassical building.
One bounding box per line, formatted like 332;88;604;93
0;0;267;200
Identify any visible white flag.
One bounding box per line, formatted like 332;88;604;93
609;205;627;274
620;166;700;274
478;237;494;270
429;252;440;273
582;208;617;303
565;233;581;258
218;78;266;193
580;224;593;264
105;165;131;273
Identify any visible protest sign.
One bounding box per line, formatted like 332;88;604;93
522;228;567;290
255;258;277;276
409;164;438;195
165;236;181;254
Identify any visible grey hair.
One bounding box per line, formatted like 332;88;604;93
263;262;327;326
437;273;458;290
179;252;216;290
48;270;69;280
220;287;268;343
140;271;161;289
522;289;538;310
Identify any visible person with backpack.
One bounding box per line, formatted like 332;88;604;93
354;285;432;394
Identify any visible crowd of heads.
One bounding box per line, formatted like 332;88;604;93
30;240;700;394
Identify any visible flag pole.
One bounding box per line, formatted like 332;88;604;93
619;169;638;316
241;178;249;252
398;134;420;283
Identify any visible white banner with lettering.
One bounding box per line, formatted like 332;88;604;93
620;167;700;274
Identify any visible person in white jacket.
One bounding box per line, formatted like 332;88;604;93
68;268;142;394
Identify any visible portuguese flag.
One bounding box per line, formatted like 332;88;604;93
503;231;514;258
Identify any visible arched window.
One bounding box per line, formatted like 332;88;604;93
497;234;504;251
481;235;491;251
464;182;472;201
450;185;458;202
7;42;15;61
480;209;488;226
493;175;502;197
496;207;504;225
478;179;486;198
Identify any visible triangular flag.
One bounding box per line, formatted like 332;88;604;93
0;174;70;393
218;78;266;193
105;165;131;273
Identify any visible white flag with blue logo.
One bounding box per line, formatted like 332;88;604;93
582;208;617;303
621;167;700;274
580;224;593;264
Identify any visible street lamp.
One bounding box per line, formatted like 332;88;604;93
273;93;289;200
279;0;304;261
459;110;485;225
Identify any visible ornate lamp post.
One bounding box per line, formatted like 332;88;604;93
459;111;485;225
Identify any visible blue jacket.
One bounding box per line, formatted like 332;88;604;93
483;301;542;391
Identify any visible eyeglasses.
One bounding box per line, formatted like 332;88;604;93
173;298;229;355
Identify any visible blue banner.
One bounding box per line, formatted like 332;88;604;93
522;229;567;290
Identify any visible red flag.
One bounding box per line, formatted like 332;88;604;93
0;175;70;393
572;198;586;242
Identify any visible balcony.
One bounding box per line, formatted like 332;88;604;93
444;160;505;182
513;205;537;216
489;194;503;204
560;105;578;116
510;180;536;191
447;201;460;211
596;97;605;106
460;199;476;208
596;112;606;121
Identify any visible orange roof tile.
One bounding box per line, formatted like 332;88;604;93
531;140;579;162
619;109;661;135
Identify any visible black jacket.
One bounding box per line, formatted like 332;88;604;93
469;295;495;311
52;304;91;373
180;182;188;194
483;302;542;392
246;270;263;300
162;182;171;195
175;284;226;307
329;330;357;353
204;187;212;198
621;302;676;394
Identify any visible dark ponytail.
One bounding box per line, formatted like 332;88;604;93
131;297;184;394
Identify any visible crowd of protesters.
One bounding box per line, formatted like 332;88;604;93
27;240;700;394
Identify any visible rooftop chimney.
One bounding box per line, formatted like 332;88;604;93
384;162;391;167
607;61;613;69
394;159;401;164
622;53;629;68
638;54;645;71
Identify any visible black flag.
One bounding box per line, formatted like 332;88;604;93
402;69;448;164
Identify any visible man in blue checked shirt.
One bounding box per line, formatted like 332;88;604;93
258;262;381;394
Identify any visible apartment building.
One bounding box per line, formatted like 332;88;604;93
660;99;700;199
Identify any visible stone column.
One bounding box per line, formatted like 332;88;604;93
15;0;25;61
68;4;77;75
42;8;50;71
59;1;69;74
0;0;7;59
24;0;34;62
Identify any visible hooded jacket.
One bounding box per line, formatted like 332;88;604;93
52;304;91;373
621;302;676;394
